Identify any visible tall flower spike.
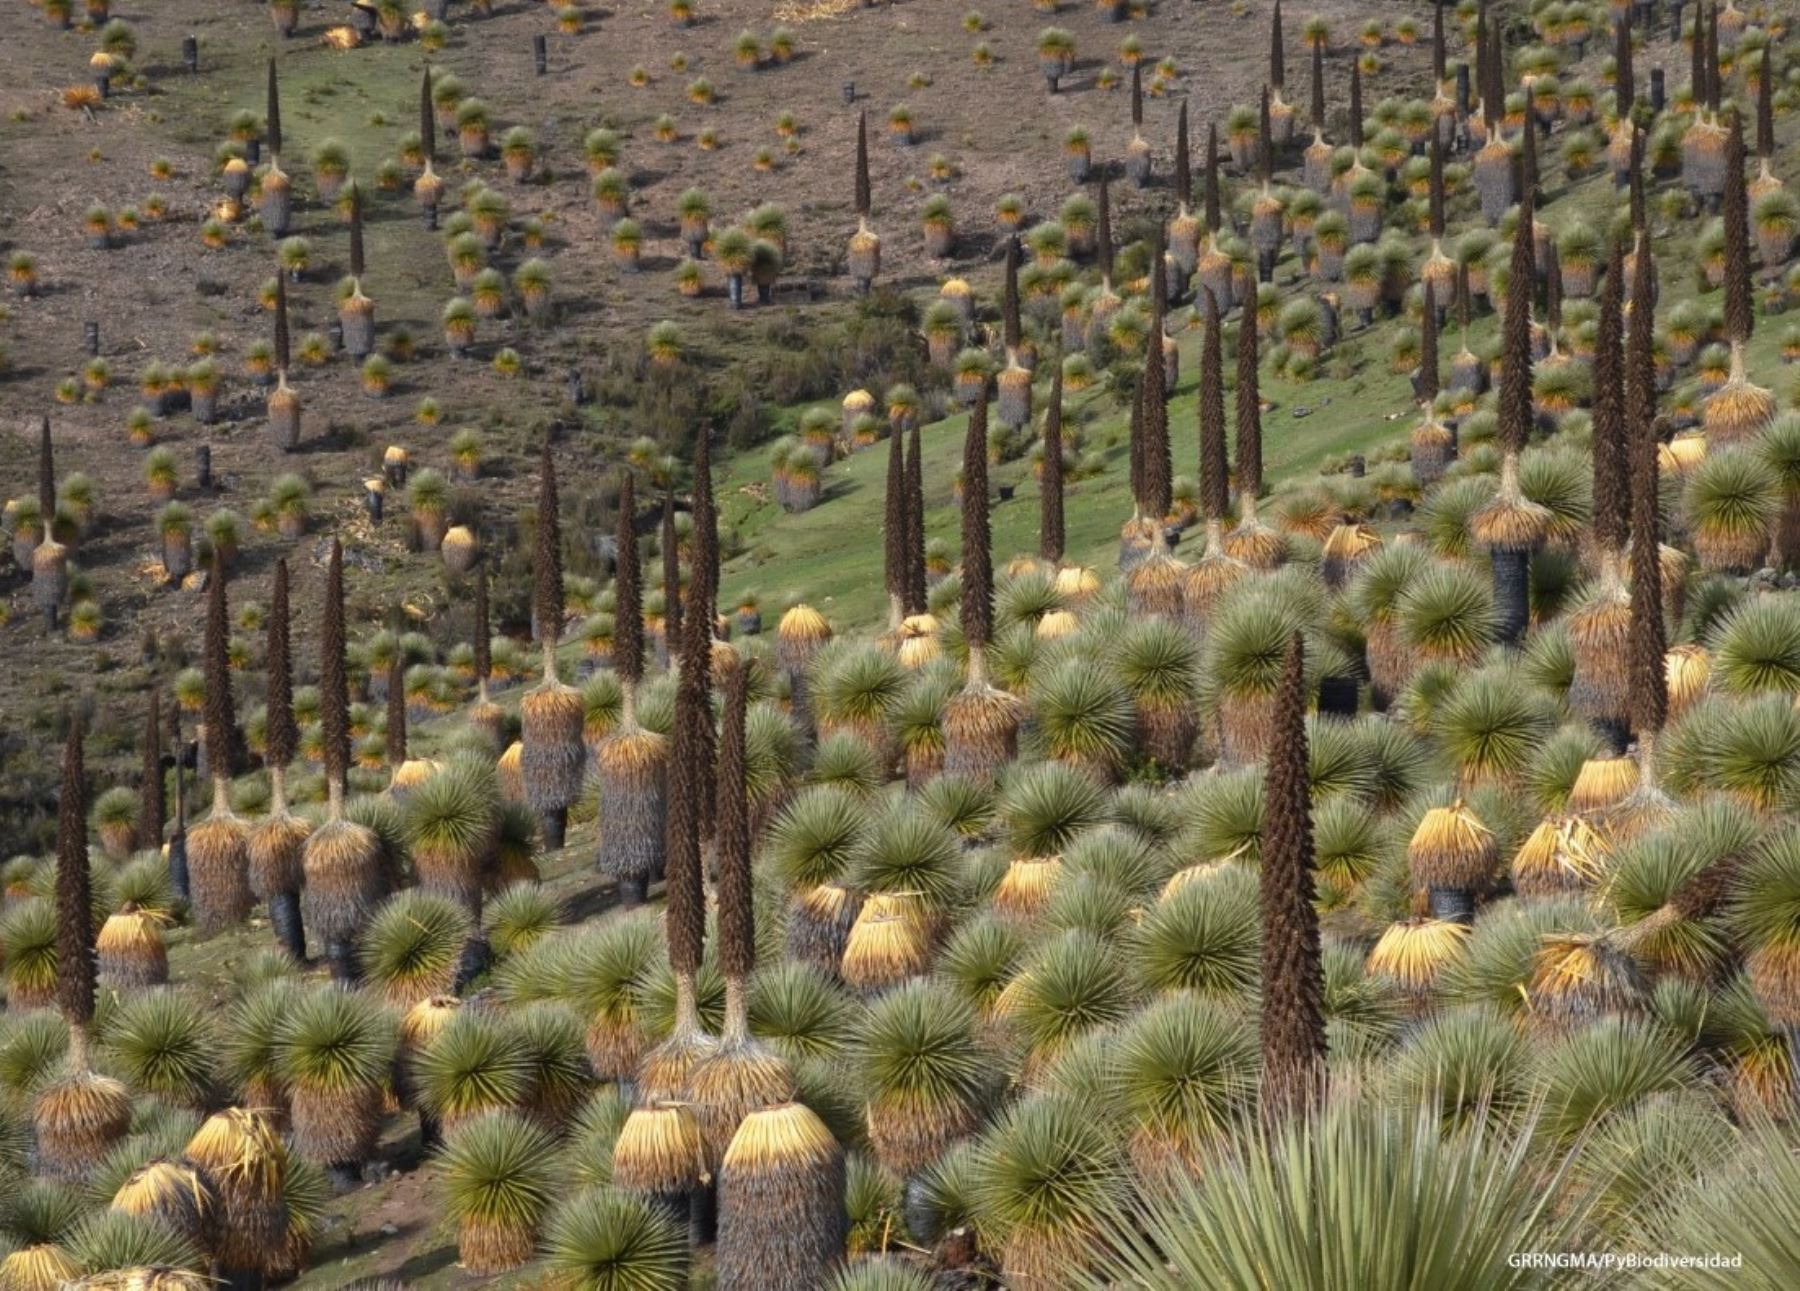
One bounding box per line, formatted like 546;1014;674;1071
321;540;350;799
884;413;908;627
1689;4;1706;100
690;430;719;632
1174;99;1191;208
1758;43;1775;159
1258;84;1274;185
1615;11;1634;118
1498;195;1535;457
613;470;643;692
1309;38;1325;130
1203;123;1221;234
1198;290;1229;523
534;436;564;671
665;526;713;1005
273;275;291;374
37;415;55;534
661;485;682;648
1142;230;1171;523
265;559;296;773
203;559;240;782
904;419;926;614
1475;7;1492;127
1705;4;1721;115
716;659;753;988
266;58;282;158
385;651;406;769
1591;239;1628;555
1418;281;1439;407
1258;633;1325;1122
1002;235;1022;354
961;386;993;659
1722;110;1751;346
473;559;492;688
1628;125;1646;232
1041;360;1065;564
140;690;164;851
1429;132;1445;239
1270;0;1285;91
420;66;436;165
853;110;870;217
56;714;95;1037
1096;175;1114;282
1431;1;1446;86
1626;235;1666;744
349;185;366;282
1520;104;1540;195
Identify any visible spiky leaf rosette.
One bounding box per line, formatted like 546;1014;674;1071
221;978;300;1111
182;1108;288;1274
275;984;397;1166
1030;661;1135;781
1000;759;1109;861
1728;830;1800;1029
1116;992;1257;1183
1114;616;1201;770
102;988;220;1111
831;1260;937;1291
687;1033;794;1174
441;1110;559;1275
107;1157;218;1253
1685;447;1779;575
541;1185;690;1291
360;888;471;1006
1084;1094;1604;1288
972;1093;1128;1287
853;980;986;1175
714;1102;847;1291
404;757;500;910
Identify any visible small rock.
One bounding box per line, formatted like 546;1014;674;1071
379;1222;399;1237
1292;406;1311;418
